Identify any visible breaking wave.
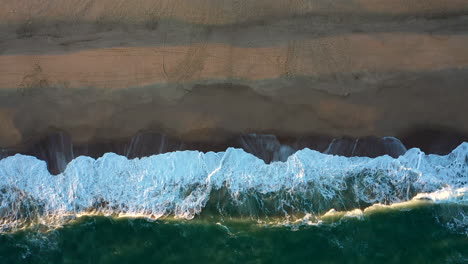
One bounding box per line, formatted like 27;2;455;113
0;142;467;232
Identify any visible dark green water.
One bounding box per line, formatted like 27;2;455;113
1;204;466;264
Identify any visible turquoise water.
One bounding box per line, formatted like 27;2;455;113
1;203;466;264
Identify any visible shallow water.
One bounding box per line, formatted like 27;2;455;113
1;204;467;264
0;142;466;263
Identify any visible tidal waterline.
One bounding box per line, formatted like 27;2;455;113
1;203;467;264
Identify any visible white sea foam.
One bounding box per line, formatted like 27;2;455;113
0;143;466;231
414;187;468;203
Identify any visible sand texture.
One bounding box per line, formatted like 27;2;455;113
0;0;467;147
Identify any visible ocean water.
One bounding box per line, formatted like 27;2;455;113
0;142;467;263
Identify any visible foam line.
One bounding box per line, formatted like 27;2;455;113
0;143;466;231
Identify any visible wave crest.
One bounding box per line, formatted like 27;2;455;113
0;143;467;231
